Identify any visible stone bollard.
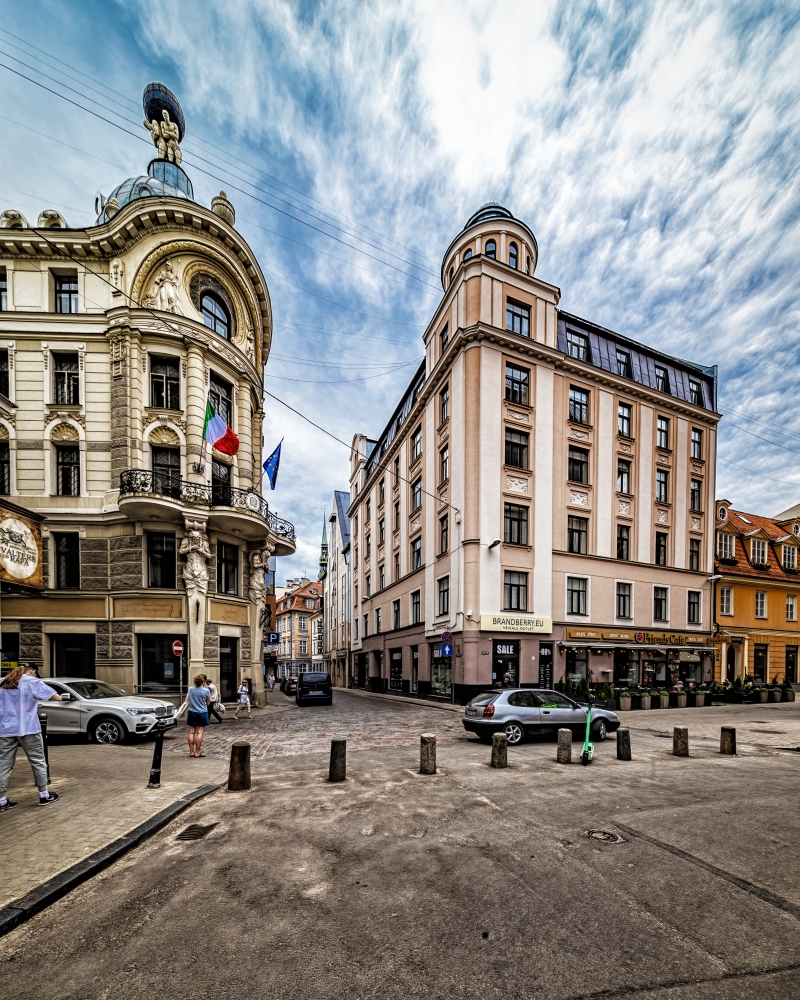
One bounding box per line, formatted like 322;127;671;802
720;726;737;755
329;739;346;782
616;728;632;761
491;733;508;769
673;726;689;757
557;728;572;764
228;741;251;791
420;733;437;774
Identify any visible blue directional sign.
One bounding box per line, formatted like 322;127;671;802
441;643;453;658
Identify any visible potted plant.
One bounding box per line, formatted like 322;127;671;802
618;689;632;711
758;687;769;704
693;689;706;707
639;689;651;710
675;689;688;709
658;689;670;709
770;685;782;702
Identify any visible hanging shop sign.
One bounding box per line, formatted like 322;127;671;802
480;614;553;634
0;503;43;590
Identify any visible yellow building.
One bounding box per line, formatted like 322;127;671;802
713;500;800;683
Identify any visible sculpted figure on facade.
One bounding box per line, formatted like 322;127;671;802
144;259;183;314
143;111;182;165
180;520;212;596
248;544;273;606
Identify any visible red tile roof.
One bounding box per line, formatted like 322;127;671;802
716;507;800;581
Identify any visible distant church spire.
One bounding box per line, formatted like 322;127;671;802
319;505;328;576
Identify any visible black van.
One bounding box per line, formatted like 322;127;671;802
296;671;332;706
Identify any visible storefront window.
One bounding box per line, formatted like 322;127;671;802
566;647;587;681
389;649;402;690
492;641;519;687
431;644;452;697
641;651;668;687
410;646;419;693
613;649;639;687
139;634;187;694
753;644;768;683
677;653;702;684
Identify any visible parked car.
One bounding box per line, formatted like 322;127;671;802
463;688;620;746
37;678;176;745
296;671;332;706
283;677;297;695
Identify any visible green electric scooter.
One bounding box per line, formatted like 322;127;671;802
580;700;594;765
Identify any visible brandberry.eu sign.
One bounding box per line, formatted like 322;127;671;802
480;614;553;633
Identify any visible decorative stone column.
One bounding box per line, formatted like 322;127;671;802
185;341;207;483
237;378;252;487
180;517;212;682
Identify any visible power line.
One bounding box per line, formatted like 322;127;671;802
720;417;800;456
265;360;422;384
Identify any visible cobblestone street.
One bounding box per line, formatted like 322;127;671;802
165;689;468;760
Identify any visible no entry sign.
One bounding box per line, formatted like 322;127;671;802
172;640;184;657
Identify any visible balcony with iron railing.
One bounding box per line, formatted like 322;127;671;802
118;469;295;551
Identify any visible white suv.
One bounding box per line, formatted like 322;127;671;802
38;678;176;745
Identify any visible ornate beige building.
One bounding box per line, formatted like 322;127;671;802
0;84;294;710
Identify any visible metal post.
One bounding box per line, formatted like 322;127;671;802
147;724;165;788
38;711;51;784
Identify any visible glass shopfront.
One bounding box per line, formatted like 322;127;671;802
565;647;587;682
389;649;403;691
492;641;519;687
410;646;418;693
139;634;187;694
430;644;452;698
613;648;639;687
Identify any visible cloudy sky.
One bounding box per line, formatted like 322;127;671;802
2;0;800;578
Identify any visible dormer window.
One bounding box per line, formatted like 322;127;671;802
485;239;496;259
783;545;797;570
201;292;230;339
508;242;518;269
751;538;767;565
616;349;631;378
655;365;670;394
566;330;590;362
717;532;734;559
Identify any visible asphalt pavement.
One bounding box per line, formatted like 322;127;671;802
1;691;799;1000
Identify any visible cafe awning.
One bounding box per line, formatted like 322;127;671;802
559;642;715;653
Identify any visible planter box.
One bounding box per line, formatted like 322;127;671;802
784;689;796;702
692;693;706;708
676;694;687;709
770;690;782;702
639;695;651;710
657;695;670;709
758;691;769;703
617;697;632;711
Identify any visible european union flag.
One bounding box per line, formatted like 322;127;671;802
263;440;282;490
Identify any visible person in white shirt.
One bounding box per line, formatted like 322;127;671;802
204;675;224;724
234;681;252;720
0;666;62;810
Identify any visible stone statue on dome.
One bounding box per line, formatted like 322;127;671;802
143;110;183;166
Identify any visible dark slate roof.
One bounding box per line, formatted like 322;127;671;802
333;490;351;550
364;360;426;479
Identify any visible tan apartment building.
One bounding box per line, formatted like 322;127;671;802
0;84;294;708
348;203;719;701
276;579;322;677
320;490;351;687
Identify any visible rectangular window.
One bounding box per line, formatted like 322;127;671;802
209;374;232;427
375;608;382;634
379;481;385;504
689;379;702;406
147;532;176;589
440;324;449;352
437;576;450;616
753;644;768;682
691;428;703;460
689;538;700;572
150;356;180;410
656;469;669;504
394;551;400;580
787;594;797;622
411;477;422;510
616;349;631;378
720;586;733;616
354;617;358;641
299;616;308;632
718;532;734;559
54;352;79;405
217;542;239;595
568;446;588;484
617;459;630;495
393;458;400;486
0;442;9;495
616;582;632;619
411;590;421;624
440;385;449;424
0;271;6;311
365;575;371;597
506;299;530;338
504;503;528;546
690;479;702;512
411;426;422;462
567;577;587;615
379;517;385;543
504;571;528;611
755;591;767;618
687;590;701;625
653;586;668;621
655;532;668;567
655;365;670;394
299;639;308;655
54;274;78;314
0;349;8;398
411;536;422;570
505;363;530;406
439;445;449;483
366;534;371;557
439;514;448;554
152;446;180;498
394;501;400;530
569;387;590;424
505;430;529;469
617;525;630;561
567;516;588;554
752;539;767;565
379;564;385;589
566;330;590;361
618;402;632;437
365;500;371;523
363;614;368;638
392;599;400;630
53;533;80;589
657;416;670;449
784;546;797;570
56;444;80;496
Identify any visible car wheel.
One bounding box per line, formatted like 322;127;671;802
90;717;127;745
591;718;608;742
503;721;525;746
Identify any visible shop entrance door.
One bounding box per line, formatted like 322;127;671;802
51;634;96;679
219;636;238;701
538;643;553;689
357;653;367;688
727;646;736;682
493;641;519;687
389;650;402;691
786;646;797;684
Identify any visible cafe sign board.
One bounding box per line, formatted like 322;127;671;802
481;614;553;634
566;628;708;645
0;508;42;589
634;631;706;646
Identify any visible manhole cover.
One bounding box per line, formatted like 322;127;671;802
587;830;623;843
176;823;217;841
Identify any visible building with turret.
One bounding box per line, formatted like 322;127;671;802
0;83;294;720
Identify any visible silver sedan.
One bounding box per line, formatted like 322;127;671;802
463;688;620;745
38;678;176;744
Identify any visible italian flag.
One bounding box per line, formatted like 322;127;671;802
203;399;239;456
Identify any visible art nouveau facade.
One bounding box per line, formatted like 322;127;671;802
349;204;719;702
0;85;294;705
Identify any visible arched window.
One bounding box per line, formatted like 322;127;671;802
201;292;230;339
449;266;454;285
485;239;496;259
463;248;473;260
508;242;518;269
526;256;531;274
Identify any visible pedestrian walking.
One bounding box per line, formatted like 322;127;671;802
186;675;211;757
0;666;62;810
268;673;275;691
234;681;252;720
204;675;224;724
